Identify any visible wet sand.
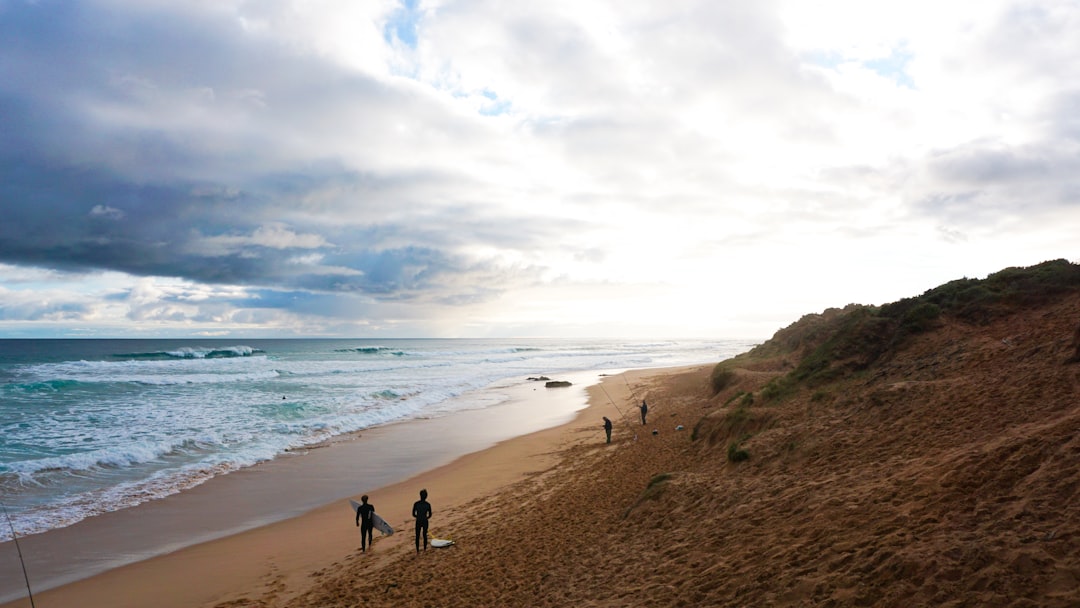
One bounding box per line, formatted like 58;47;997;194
9;298;1079;608
0;367;615;607
258;294;1080;608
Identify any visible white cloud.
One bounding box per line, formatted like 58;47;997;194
89;204;126;219
1;0;1078;338
187;224;330;257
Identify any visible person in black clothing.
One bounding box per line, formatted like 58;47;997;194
602;416;612;443
355;494;375;552
412;488;432;553
640;399;648;425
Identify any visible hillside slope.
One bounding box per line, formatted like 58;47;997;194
679;259;1080;606
267;260;1080;607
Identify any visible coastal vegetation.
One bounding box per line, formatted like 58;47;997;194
664;258;1080;605
712;258;1080;398
243;258;1080;607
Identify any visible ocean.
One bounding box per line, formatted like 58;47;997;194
0;338;756;543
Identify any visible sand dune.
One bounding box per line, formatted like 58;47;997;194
274;296;1080;607
10;290;1079;607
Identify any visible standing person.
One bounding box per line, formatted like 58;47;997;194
355;494;375;552
640;399;649;425
602;416;613;443
412;488;432;553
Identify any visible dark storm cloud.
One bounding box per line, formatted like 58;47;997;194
0;0;549;307
4;0;1075;339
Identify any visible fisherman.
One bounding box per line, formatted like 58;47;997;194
602;416;613;443
640;399;649;425
412;488;432;553
355;494;375;552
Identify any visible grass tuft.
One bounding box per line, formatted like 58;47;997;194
710;366;736;394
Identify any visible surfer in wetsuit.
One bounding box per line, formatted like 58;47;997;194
640;399;648;425
413;489;432;553
602;416;612;443
355;494;375;552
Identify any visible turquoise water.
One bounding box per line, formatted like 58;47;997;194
0;338;755;540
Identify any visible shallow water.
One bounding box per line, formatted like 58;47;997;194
0;338;756;541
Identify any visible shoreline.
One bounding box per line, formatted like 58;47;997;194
0;364;682;607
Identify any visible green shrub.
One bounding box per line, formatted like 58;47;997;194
918;259;1080;323
727;441;750;462
955;284;993;304
901;302;941;333
624;472;676;518
761;377;795;402
725;405;750;427
640;472;672;501
725;260;1080;405
710;365;736;394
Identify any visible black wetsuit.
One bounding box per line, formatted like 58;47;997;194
640;400;648;425
356;502;375;551
412;499;432;552
603;418;612;443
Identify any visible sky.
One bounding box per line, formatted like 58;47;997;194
1;0;1078;339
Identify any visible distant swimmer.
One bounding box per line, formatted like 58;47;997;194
640;399;648;425
603;416;613;443
412;489;432;553
355;494;375;552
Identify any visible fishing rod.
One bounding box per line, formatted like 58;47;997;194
597;380;638;441
1;503;36;608
621;372;636;398
622;372;652;424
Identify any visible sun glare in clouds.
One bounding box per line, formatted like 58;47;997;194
0;0;1077;339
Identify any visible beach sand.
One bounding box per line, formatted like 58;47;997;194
7;292;1080;608
0;366;654;608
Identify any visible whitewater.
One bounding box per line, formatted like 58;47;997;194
0;338;756;541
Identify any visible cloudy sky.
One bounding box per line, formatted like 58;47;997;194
1;0;1077;339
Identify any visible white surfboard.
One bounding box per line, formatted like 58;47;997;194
430;538;454;548
371;512;393;535
350;499;394;535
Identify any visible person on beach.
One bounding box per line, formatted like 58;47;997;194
602;416;613;443
640;399;649;425
412;488;432;553
355;494;375;552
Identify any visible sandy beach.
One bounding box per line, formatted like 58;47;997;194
0;366;652;608
6;285;1080;608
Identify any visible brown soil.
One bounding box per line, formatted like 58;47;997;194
240;296;1080;607
15;292;1078;608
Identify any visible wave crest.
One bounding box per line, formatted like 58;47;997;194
113;346;261;360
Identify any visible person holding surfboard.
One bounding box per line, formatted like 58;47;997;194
355;494;375;552
412;489;432;553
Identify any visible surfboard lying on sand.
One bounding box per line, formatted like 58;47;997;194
350;499;394;535
431;539;454;548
